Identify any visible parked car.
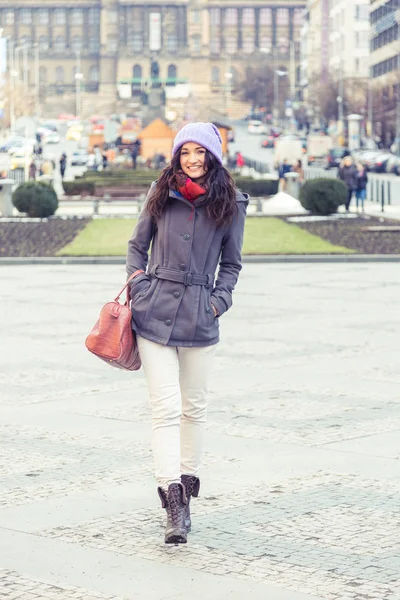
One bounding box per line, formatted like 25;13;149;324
261;135;275;148
324;147;351;169
0;137;25;152
71;150;89;166
10;150;30;170
385;155;400;175
367;151;393;173
248;120;267;135
43;132;61;144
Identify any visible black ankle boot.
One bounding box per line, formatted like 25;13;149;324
181;474;200;533
158;482;187;544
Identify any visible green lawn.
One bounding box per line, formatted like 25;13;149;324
58;217;353;256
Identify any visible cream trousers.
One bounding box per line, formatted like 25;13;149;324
137;335;217;490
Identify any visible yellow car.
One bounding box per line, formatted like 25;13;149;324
10;151;29;170
66;127;82;141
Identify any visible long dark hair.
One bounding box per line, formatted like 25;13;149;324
146;149;237;227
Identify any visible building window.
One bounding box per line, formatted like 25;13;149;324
90;65;99;82
211;66;220;83
278;37;289;55
37;9;49;25
130;33;143;53
167;64;177;84
225;37;237;55
71;9;83;26
210;38;221;54
88;9;100;25
243;37;255;54
20;36;31;49
39;35;49;51
89;38;100;53
71;36;83;52
259;8;272;26
210;8;220;25
54;9;66;25
242;8;255;26
191;35;201;53
225;8;237;26
54;36;65;53
166;33;178;53
5;10;14;25
108;38;118;53
276;8;289;26
20;9;32;25
355;5;369;21
56;66;64;83
133;64;142;79
191;9;200;23
109;10;118;24
293;9;304;27
39;66;47;82
260;36;272;54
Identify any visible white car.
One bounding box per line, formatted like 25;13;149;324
43;132;61;144
248;120;267;135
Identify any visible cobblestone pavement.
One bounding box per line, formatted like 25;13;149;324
1;264;400;600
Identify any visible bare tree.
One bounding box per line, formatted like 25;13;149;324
239;65;288;113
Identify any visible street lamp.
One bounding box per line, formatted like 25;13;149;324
75;72;84;119
275;69;288;127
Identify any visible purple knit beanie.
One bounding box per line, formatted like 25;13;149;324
172;122;223;164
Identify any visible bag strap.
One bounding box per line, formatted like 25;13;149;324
115;269;145;304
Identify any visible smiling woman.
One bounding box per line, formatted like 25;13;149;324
124;121;248;544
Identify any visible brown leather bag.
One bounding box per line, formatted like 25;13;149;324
85;270;144;371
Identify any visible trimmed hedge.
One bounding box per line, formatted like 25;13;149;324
299;178;347;216
63;181;95;196
234;176;279;197
12;182;58;218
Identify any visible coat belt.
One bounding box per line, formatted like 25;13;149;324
150;265;213;287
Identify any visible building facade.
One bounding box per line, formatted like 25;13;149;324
369;0;400;144
0;0;305;118
329;0;369;80
300;0;330;105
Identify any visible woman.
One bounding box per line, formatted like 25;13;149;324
355;161;368;212
126;122;248;544
338;156;358;211
292;159;304;184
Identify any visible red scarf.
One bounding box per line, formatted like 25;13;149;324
175;171;206;203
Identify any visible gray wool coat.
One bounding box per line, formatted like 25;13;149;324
126;183;249;347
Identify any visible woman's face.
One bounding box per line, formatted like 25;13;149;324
180;143;207;179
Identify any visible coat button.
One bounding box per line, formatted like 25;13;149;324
179;263;186;271
165;319;172;326
206;307;212;313
173;291;180;298
183;234;190;240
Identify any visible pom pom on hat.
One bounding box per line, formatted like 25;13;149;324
172;122;223;164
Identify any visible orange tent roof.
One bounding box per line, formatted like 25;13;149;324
138;118;175;140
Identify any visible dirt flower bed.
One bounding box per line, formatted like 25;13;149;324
287;215;400;254
0;217;91;257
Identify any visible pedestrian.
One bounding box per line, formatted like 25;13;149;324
235;151;245;171
125;122;248;545
338;156;358;211
28;160;37;181
278;159;291;191
59;153;67;179
291;159;304;184
102;153;108;170
131;145;139;170
355;162;368;212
